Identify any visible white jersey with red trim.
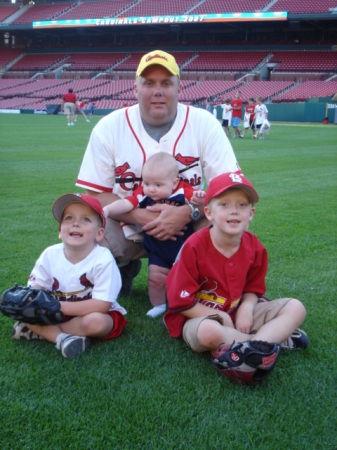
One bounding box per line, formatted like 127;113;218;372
255;104;269;125
28;243;126;314
76;103;240;199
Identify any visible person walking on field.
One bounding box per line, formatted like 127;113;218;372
243;98;256;138
220;98;232;137
231;91;243;138
61;88;77;126
254;97;270;140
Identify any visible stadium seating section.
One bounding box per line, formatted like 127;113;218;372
2;0;336;23
0;0;336;110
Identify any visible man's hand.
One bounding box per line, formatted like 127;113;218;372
142;203;191;241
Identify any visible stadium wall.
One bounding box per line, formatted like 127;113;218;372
214;100;336;124
15;101;336;123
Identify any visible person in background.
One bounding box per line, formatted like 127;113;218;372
61;88;77;126
254;97;269;140
231;91;243;138
220;98;232;137
75;98;90;123
243;97;256;138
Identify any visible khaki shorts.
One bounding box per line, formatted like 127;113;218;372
182;298;292;353
64;102;75;115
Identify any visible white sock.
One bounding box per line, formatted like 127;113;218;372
146;304;167;318
55;332;71;350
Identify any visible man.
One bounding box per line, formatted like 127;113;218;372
76;50;241;296
230;91;243;138
61;88;76;126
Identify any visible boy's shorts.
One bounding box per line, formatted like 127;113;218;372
101;310;128;340
182;298;291;353
222;119;229;127
62;310;127;340
231;117;241;127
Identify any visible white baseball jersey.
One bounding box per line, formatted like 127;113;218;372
28;243;126;314
76;103;240;198
255;104;269;125
221;104;232;121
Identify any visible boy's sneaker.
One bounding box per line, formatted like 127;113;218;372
252;135;257;139
12;321;43;340
259;136;264;140
59;334;91;359
281;329;309;350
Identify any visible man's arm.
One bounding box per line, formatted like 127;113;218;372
88;189;199;240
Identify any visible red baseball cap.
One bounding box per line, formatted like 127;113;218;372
205;172;259;205
52;193;106;228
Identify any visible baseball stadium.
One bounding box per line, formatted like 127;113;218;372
0;1;336;449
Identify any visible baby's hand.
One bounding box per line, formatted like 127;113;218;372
191;190;205;206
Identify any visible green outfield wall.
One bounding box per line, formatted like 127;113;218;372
214;98;337;124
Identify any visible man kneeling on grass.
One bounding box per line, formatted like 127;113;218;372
11;194;127;359
164;172;308;383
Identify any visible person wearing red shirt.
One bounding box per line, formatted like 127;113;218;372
230;91;243;138
164;172;308;381
243;97;256;138
74;98;90;123
61;88;77;126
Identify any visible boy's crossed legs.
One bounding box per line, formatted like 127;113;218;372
16;312;120;359
184;298;307;353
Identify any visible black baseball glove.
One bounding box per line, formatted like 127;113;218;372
0;284;64;326
212;340;281;385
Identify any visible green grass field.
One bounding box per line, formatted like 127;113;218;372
0;114;336;449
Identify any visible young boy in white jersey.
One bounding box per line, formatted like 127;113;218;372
220;98;232;137
12;194;127;359
164;172;308;383
104;153;205;318
253;97;270;140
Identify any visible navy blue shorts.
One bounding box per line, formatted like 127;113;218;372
143;224;194;269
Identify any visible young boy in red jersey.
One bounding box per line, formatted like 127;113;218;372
164;172;308;380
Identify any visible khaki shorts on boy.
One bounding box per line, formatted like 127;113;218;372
182;298;292;352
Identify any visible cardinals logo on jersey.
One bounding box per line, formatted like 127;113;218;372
51;274;93;302
195;277;240;314
79;273;94;288
115;162;141;192
175;154;202;187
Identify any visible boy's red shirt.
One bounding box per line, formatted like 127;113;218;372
164;227;268;338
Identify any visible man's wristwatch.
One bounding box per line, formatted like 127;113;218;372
187;203;200;221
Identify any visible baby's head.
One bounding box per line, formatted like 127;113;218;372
142;154;180;200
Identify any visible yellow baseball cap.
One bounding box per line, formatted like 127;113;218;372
136;50;180;78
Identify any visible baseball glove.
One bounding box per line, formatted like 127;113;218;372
212;340;281;385
0;284;64;326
